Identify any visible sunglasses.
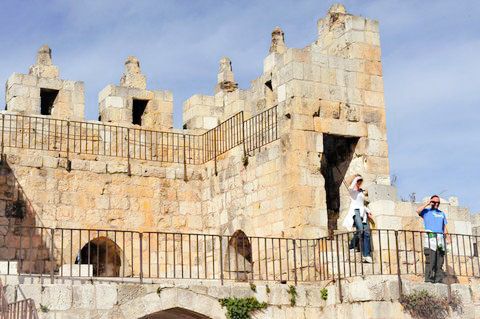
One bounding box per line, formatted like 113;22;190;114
431;201;440;204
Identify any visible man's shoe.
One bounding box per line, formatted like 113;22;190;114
362;256;372;263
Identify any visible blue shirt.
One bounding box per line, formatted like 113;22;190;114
420;208;447;233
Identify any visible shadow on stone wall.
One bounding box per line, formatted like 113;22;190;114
0;160;53;274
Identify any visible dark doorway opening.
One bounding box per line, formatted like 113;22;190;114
40;88;59;115
75;237;122;277
141;308;211;319
320;134;359;236
132;99;148;125
226;230;253;281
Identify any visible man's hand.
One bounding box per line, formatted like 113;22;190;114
444;234;451;245
416;200;431;215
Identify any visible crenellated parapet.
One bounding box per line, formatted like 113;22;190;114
5;45;85;120
98;56;173;130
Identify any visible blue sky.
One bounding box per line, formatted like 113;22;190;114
0;0;479;211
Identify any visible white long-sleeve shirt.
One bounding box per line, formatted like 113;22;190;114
341;176;371;230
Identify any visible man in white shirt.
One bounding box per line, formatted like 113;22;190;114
342;175;373;263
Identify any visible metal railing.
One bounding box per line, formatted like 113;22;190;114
0;280;38;319
0;106;278;167
0;224;478;288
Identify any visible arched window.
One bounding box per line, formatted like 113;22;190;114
75;237;122;277
226;230;253;281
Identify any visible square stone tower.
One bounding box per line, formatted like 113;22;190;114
183;4;390;238
98;56;173;130
5;45;85;120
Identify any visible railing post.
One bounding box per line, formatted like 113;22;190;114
127;128;131;176
1;114;5;163
50;228;55;284
444;234;452;302
139;232;143;283
335;234;343;302
394;231;403;296
293;239;298;286
183;134;188;182
219;236;224;285
213;128;218;176
241;111;247;158
66;121;71;171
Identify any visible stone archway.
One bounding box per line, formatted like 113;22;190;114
140;307;211;319
75;236;122;277
119;288;225;319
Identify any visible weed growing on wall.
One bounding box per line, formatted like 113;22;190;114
320;288;328;301
400;290;462;319
287;285;297;306
219;297;267;319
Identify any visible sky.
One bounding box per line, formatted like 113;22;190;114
0;0;479;211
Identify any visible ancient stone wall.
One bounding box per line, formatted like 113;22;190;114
1;274;477;318
0;4;477;280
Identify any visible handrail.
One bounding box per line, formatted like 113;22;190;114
0;224;478;287
0;106;278;166
0;279;39;319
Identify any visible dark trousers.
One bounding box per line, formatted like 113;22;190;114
349;209;371;257
424;248;445;283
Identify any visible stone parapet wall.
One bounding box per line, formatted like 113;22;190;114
1;274;478;318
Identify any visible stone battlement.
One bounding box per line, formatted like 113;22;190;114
0;3;477;263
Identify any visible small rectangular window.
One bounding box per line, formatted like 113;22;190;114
132;99;148;125
40;88;59;115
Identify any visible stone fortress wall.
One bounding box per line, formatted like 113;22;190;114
2;4;475;240
0;3;478;318
0;3;475;280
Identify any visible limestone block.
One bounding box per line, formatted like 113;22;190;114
41;284;72;311
364;90;385;108
368;200;395;216
365;156;389;175
454;220;472;235
72;284;95;309
268;286;291;305
95;284;118;310
105;96;124;109
314;118;367;137
59;264;93;277
203;117;219;129
17;284;42;302
374;214;402;230
365;184;397;202
107;162;128;174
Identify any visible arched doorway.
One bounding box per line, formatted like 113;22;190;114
75;237;122;277
226;230;253;281
140;307;211;319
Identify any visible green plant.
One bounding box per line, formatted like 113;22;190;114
266;285;271;294
320;288;328;301
287;285;297;307
249;283;256;292
400;290;462;319
39;304;49;313
219;297;267;319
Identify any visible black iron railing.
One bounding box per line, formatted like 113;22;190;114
0;224;478;290
0;279;38;319
0;106;279;167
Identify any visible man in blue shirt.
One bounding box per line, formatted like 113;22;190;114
417;195;449;283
